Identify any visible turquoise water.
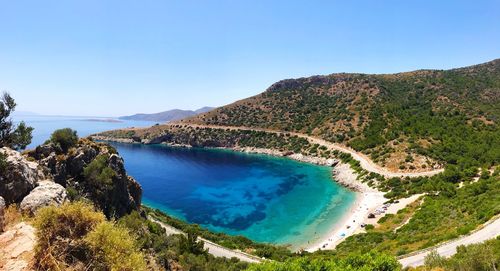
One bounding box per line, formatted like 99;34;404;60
16;115;356;249
110;143;356;249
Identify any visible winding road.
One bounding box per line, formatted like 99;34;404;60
149;217;263;263
140;124;497;268
398;216;500;267
171;123;444;178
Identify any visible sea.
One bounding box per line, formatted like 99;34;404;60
14;114;356;250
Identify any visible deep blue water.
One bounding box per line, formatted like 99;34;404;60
111;143;355;249
16;115;356;249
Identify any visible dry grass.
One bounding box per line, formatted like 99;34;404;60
3;204;23;229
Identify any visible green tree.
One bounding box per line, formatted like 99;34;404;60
180;229;207;255
48;128;78;152
0;92;33;149
83;154;116;216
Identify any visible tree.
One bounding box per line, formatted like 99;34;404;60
0;92;33;149
49;128;78;152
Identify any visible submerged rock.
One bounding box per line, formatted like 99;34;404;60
20;181;67;215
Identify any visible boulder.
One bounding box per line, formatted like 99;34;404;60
0;148;45;204
20;181;67;215
26;141;142;218
0;196;5;232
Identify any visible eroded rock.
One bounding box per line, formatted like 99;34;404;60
20;181;67;215
0;147;45;204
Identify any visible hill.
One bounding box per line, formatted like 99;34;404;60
94;59;500;266
120;106;215;122
182;59;500;172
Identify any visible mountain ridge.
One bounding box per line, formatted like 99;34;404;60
119;106;215;122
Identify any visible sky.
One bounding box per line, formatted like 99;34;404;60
0;0;499;117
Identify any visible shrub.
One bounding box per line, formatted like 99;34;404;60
49;128;78;152
246;252;401;271
33;201;147;270
364;224;375;230
83;154;117;216
33;201;105;270
85;221;147;271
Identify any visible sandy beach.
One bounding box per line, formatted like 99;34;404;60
305;190;386;251
305;164;422;252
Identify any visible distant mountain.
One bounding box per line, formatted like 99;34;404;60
119;107;214;122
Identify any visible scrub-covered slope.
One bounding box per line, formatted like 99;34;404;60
183;59;500;172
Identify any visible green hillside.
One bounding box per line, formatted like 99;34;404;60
185;59;500;172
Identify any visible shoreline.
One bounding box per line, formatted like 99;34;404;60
92;136;391;251
304;163;387;252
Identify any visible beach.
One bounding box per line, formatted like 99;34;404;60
305;190;386;251
305;164;423;252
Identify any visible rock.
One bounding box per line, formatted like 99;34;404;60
20;181;67;215
0;196;5;232
0;222;35;271
26;140;142;218
0;147;45;204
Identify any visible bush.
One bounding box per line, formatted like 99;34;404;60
33;201;147;270
83;154;117;216
246;252;401;271
49;128;78;152
85;221;147;271
364;224;375;230
33;201;105;270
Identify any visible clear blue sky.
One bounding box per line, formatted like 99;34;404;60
1;0;499;116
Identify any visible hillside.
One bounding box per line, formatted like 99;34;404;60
94;59;500;268
182;59;499;172
120;106;215;122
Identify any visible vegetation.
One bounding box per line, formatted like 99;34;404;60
33;201;147;270
83;154;116;210
40;60;500;269
84;221;147;270
246;252;401;271
421;237;500;271
184;59;499;174
334;171;500;256
0;92;33;150
119;211;250;271
146;207;294;261
48;127;79;152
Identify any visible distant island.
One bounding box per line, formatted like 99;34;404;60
82;118;123;123
119;106;215;122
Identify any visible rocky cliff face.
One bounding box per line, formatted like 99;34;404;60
0;139;141;219
26;139;142;218
0;147;47;204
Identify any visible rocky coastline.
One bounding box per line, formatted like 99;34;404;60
92;135;373;193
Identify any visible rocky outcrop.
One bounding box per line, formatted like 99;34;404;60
20;181;67;215
26;139;142;218
0;147;46;204
0;196;5;232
